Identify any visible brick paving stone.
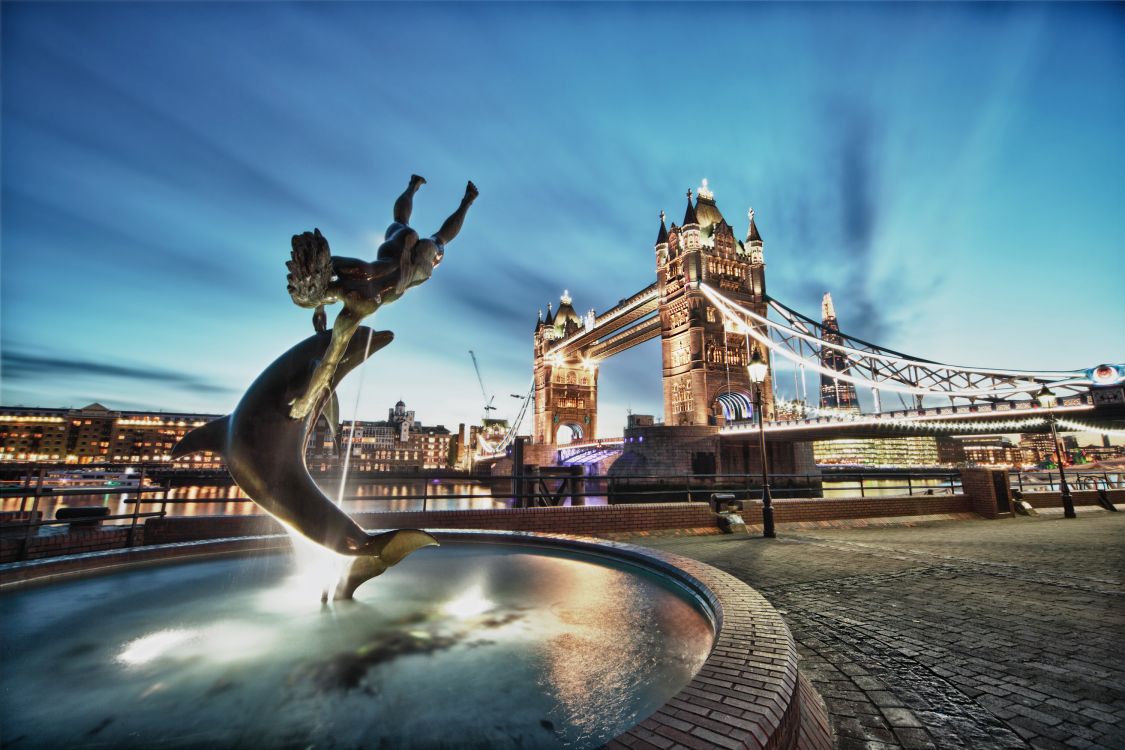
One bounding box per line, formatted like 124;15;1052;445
630;511;1125;749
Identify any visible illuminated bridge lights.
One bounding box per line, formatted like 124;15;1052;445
699;283;1114;401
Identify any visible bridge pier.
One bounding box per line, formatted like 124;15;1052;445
607;423;822;502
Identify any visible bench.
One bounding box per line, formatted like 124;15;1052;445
55;506;111;529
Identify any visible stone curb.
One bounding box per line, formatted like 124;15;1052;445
0;529;830;749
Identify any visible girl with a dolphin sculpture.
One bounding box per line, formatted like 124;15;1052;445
172;176;478;599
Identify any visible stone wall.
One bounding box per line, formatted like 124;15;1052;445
1020;488;1124;509
144;502;719;545
0;526;141;563
959;468;1011;519
740;494;973;526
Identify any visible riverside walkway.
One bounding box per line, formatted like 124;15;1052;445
630;510;1125;750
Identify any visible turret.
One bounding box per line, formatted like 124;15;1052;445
745;207;764;264
655;210;669;264
681;189;700;252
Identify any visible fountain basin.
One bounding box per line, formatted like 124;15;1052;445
0;531;814;749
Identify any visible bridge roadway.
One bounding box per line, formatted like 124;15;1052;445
551;397;1120;462
721;397;1122;442
544;283;660;360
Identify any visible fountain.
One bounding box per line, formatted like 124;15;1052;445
0;176;826;749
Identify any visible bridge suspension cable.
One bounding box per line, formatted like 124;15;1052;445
699;284;1097;402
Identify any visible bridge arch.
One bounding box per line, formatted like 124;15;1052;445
555;421;585;445
713;390;754;424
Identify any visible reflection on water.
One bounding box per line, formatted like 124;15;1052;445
821;477;958;499
0;544;714;749
0;480;510;523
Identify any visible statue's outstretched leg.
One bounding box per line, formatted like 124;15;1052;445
392;174;426;226
432;181;479;246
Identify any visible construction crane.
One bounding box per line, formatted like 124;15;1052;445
468;350;497;420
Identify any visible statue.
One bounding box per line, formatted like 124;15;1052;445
286;175;478;419
173;176;477;599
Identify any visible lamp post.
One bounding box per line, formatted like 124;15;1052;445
1036;386;1076;519
747;346;776;538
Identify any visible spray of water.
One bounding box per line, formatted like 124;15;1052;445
336;328;375;507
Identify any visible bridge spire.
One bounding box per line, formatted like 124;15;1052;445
745;207;762;243
682;189;698;226
821;292;836;322
655;210;669;246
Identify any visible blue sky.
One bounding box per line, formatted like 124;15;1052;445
2;2;1123;435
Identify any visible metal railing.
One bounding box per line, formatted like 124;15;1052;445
1009;470;1123;494
0;465;170;561
0;464;971;562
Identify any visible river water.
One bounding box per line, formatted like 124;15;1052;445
2;476;980;524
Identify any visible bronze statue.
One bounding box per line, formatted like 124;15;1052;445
286;176;478;419
173;176;477;599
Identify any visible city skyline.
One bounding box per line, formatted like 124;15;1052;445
2;3;1123;435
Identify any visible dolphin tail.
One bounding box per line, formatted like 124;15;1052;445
333;529;439;600
171;415;229;460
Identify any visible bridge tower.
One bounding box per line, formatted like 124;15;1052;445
533;291;599;443
657;182;775;426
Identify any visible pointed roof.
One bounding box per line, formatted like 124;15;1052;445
821;292;836;322
655;210;669;246
535;308;544;331
745;207;762;243
694;180;724;234
555;290;581;329
544;302;555;325
682;189;698;226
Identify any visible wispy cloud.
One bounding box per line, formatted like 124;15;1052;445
1;350;236;396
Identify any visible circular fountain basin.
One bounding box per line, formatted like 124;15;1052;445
1;535;716;749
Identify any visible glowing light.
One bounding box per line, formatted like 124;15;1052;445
560;289;572;305
442;584;494;619
697;178;713;200
117;622;280;668
702;285;1090;399
117;629;196;666
706;283;1082;381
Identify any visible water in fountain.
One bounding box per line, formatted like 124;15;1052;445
0;542;714;748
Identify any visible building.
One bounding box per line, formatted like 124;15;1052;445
1019;432;1057;465
819;293;861;412
2;400;454;472
334;400;453;472
812;436;941;467
0;403;222;467
958;436;1022;467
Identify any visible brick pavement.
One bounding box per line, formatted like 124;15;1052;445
630;512;1125;750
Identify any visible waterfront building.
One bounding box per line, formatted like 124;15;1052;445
334;400;453;472
1;401;453;472
819;293;861;412
958;436;1022;467
813;436;941;467
0;403;222;467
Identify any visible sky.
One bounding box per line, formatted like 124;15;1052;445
2;2;1124;437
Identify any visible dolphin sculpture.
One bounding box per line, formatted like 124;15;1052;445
171;325;438;599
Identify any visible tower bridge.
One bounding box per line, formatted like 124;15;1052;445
493;181;1123;472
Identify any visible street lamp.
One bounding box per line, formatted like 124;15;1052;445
747;346;776;538
1036;385;1076;519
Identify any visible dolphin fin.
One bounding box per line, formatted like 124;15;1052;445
332;529;439;600
171;415;229;459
